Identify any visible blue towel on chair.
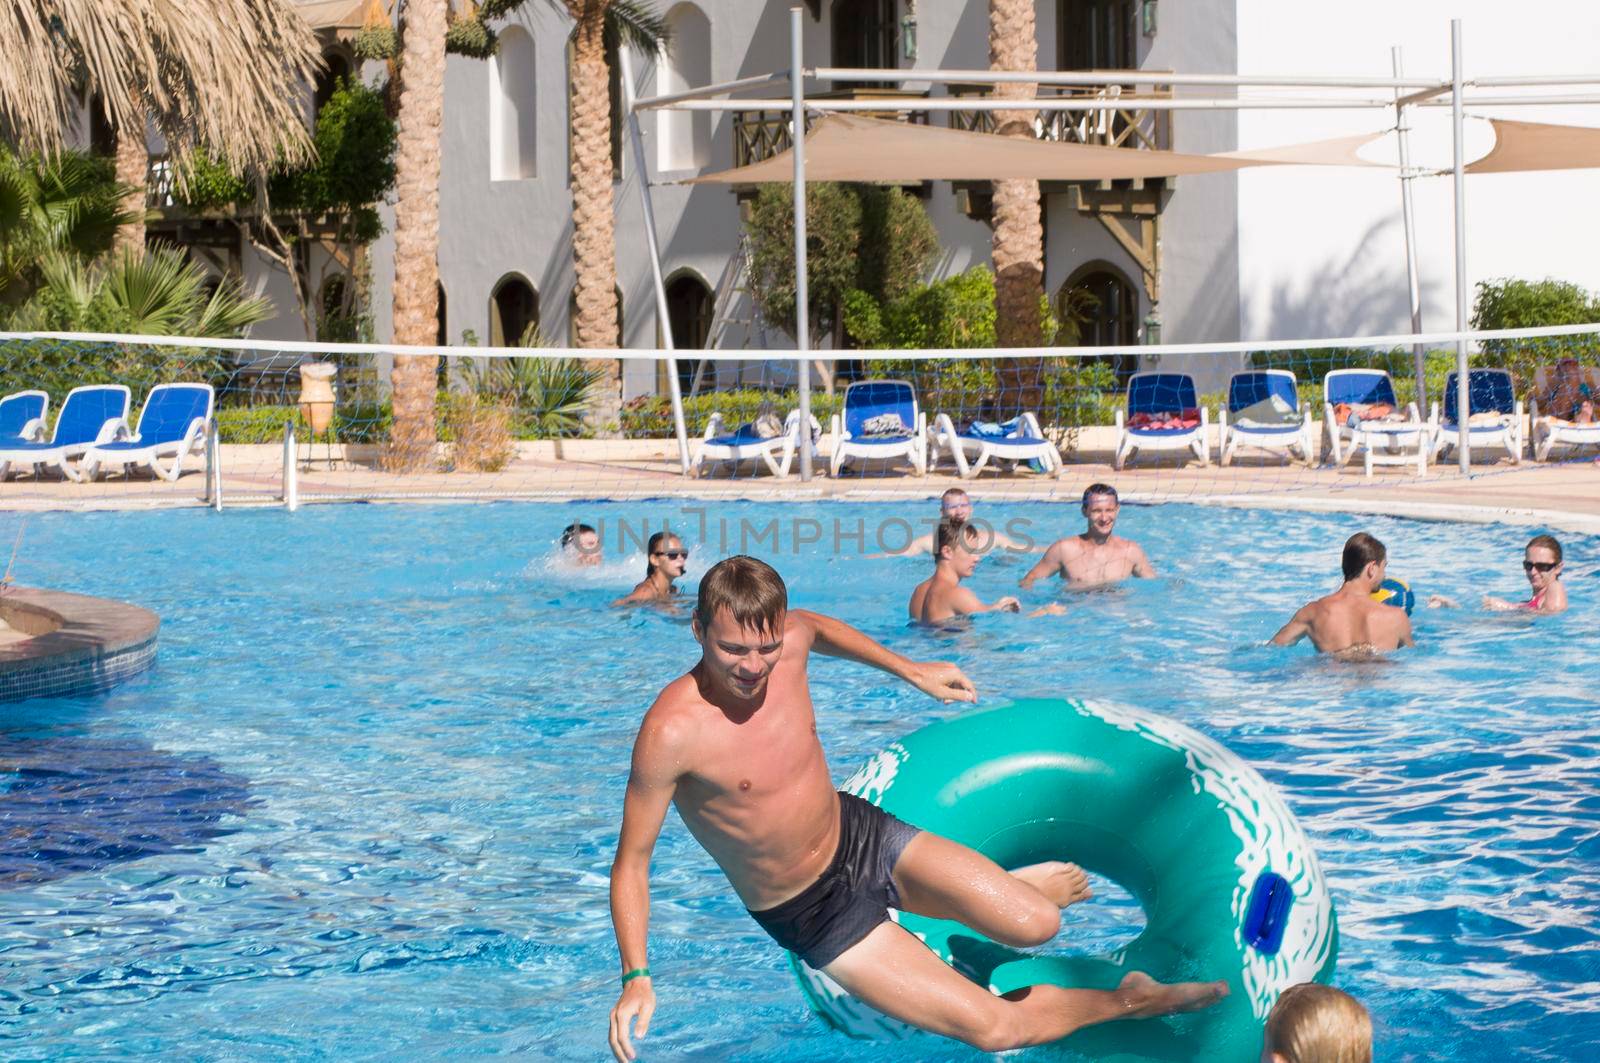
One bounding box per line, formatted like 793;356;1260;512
963;417;1045;472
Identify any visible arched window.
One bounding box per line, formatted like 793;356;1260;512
1058;264;1138;381
657;5;711;171
662;272;713;394
436;281;450;389
1058;0;1136;71
490;27;537;180
314;50;353;121
490;275;540;346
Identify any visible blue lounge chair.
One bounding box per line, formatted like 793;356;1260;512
0;384;129;482
1430;369;1523;464
828;379;927;477
81;383;214;482
0;391;49;448
1113;372;1210;469
1323;368;1430;477
690;408;820;478
1218;369;1314;466
929;411;1061;478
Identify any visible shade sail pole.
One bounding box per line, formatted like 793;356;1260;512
1393;47;1427;413
1451;19;1471;472
619;45;692;475
790;6;813;481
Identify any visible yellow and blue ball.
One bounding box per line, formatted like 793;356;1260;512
1372;577;1415;615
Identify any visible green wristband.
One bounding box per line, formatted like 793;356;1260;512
620;967;651;985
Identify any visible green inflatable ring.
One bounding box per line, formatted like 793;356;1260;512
791;698;1338;1061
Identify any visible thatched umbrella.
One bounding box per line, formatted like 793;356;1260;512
0;0;324;249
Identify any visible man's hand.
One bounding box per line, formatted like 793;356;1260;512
994;596;1021;613
609;977;656;1062
1028;602;1068;618
904;660;977;703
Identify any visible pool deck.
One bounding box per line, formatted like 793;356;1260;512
2;441;1598;534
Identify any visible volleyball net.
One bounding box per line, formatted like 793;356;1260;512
0;323;1597;510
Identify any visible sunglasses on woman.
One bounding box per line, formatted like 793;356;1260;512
654;550;690;560
1523;560;1558;573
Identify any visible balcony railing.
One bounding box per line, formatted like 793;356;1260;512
946;77;1173;154
145;153;178;209
732;88;930;169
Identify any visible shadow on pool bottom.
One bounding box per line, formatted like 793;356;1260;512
0;736;252;887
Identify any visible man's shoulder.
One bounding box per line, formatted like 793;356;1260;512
646;673;706;730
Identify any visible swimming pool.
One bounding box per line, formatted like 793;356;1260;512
0;500;1595;1060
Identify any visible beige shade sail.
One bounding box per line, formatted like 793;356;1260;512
295;0;367;33
1465;118;1600;174
687;113;1387;184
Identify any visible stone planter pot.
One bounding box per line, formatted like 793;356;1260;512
298;362;337;435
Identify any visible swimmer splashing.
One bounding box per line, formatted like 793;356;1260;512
606;556;1224;1061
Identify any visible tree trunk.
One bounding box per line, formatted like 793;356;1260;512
567;1;622;435
112;121;147;258
989;0;1045;411
386;0;448;471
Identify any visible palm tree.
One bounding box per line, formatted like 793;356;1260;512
387;0;451;470
564;1;668;433
0;0;323;252
988;0;1046;406
0;148;134;306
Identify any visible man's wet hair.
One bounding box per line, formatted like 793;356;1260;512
1341;533;1386;581
941;487;969;506
1081;483;1119;508
1264;983;1371;1063
696;556;787;637
934;518;973;559
561;522;596;548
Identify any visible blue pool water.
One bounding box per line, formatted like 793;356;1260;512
0;500;1596;1061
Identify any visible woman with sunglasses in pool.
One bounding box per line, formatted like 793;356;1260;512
1485;534;1568;614
613;531;691;607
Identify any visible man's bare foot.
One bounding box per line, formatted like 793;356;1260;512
1011;861;1093;909
1115;971;1229;1018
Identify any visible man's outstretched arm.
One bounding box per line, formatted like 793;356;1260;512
608;711;685;1063
1018;544;1061;590
793;609;977;703
1269;606;1312;646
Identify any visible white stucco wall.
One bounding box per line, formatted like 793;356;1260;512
1236;0;1600;342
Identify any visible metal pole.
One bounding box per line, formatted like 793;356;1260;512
283;420;298;511
207;418;222;511
1393;47;1427;413
790;6;813;481
618;45;692;476
1450;19;1470;472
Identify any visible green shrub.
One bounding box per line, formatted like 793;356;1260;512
1471;277;1600;383
215;403;392;444
621;390;844;438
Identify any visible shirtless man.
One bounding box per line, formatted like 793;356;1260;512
1020;483;1155;590
909;520;1023;623
1271;533;1414;655
874;488;1033;558
612;531;688;607
607;556;1223;1061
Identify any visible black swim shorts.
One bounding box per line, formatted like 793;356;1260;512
747;791;922;970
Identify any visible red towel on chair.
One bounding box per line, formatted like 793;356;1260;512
1129;408;1200;431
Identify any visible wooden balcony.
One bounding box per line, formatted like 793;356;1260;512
730;87;930;198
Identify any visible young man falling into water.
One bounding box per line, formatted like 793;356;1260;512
606;556;1224;1061
1020;483;1156;590
1271;532;1414;656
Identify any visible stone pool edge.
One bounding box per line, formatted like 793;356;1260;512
0;586;160;702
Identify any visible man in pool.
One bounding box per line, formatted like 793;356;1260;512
606;556;1225;1061
1271;532;1414;655
909;520;1064;623
1019;483;1155;590
561;522;602;567
872;487;1033;557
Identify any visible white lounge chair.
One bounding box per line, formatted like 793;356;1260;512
929;411;1061;478
1529;362;1600;461
690;408;820;478
1113;372;1209;470
1323;368;1430;477
0;391;49;449
0;384;129;482
1429;369;1523;465
828;380;927;477
81;383;214;482
1218;370;1315;466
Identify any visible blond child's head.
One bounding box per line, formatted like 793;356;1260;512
1261;983;1371;1063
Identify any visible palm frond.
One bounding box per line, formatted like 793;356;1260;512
605;0;670;55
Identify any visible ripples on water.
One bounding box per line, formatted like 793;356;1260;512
0;501;1596;1060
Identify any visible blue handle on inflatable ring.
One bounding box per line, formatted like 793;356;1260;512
1243;871;1294;954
